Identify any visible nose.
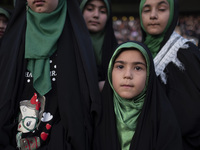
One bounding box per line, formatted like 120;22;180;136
93;9;100;18
124;68;133;79
150;9;158;19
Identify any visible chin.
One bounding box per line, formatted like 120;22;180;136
120;95;134;100
147;30;163;35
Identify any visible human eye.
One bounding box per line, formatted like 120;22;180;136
86;5;94;12
134;66;142;71
142;7;150;13
158;4;169;12
158;7;167;12
134;63;146;71
116;65;124;69
114;63;124;70
100;8;107;14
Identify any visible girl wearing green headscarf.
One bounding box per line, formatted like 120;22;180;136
80;0;118;91
140;0;200;149
93;41;182;150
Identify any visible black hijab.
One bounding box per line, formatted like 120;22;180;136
0;0;101;149
94;41;183;150
99;0;118;81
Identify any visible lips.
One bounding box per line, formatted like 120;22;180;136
121;84;134;88
89;21;100;25
148;23;159;26
33;0;45;4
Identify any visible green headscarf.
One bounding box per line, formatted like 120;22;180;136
80;0;110;66
0;7;10;19
25;0;67;96
139;0;174;58
107;42;150;150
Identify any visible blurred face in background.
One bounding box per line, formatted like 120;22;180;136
0;14;9;39
27;0;59;13
141;0;170;35
83;0;108;33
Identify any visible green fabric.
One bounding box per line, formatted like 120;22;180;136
90;32;105;66
139;0;174;58
0;7;10;19
80;0;110;67
25;0;67;96
108;42;150;150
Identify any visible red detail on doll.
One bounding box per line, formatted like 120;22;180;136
30;93;41;110
46;124;52;130
40;132;49;141
35;102;41;110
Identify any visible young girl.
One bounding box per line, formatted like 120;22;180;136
0;7;11;40
94;41;182;150
80;0;118;91
0;0;100;149
140;0;200;149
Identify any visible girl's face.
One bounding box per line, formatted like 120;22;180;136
27;0;59;13
112;49;147;99
0;15;9;39
141;0;170;35
83;0;108;33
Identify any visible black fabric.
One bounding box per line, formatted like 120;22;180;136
94;41;183;150
0;0;101;149
140;0;200;149
97;0;118;81
163;42;200;150
17;53;59;148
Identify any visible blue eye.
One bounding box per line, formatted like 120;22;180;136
26;121;32;127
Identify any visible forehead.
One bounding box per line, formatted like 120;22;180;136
143;0;169;6
27;0;58;3
116;49;146;62
86;0;106;7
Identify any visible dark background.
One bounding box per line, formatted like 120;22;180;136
0;0;200;14
112;0;200;15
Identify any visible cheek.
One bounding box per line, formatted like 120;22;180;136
140;75;147;90
141;15;148;29
163;14;170;27
48;2;59;12
83;12;90;22
27;3;34;11
101;16;107;27
112;71;119;90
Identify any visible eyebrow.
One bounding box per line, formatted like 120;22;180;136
143;1;168;8
87;3;107;9
114;60;146;67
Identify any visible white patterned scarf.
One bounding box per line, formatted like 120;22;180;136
154;31;196;84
